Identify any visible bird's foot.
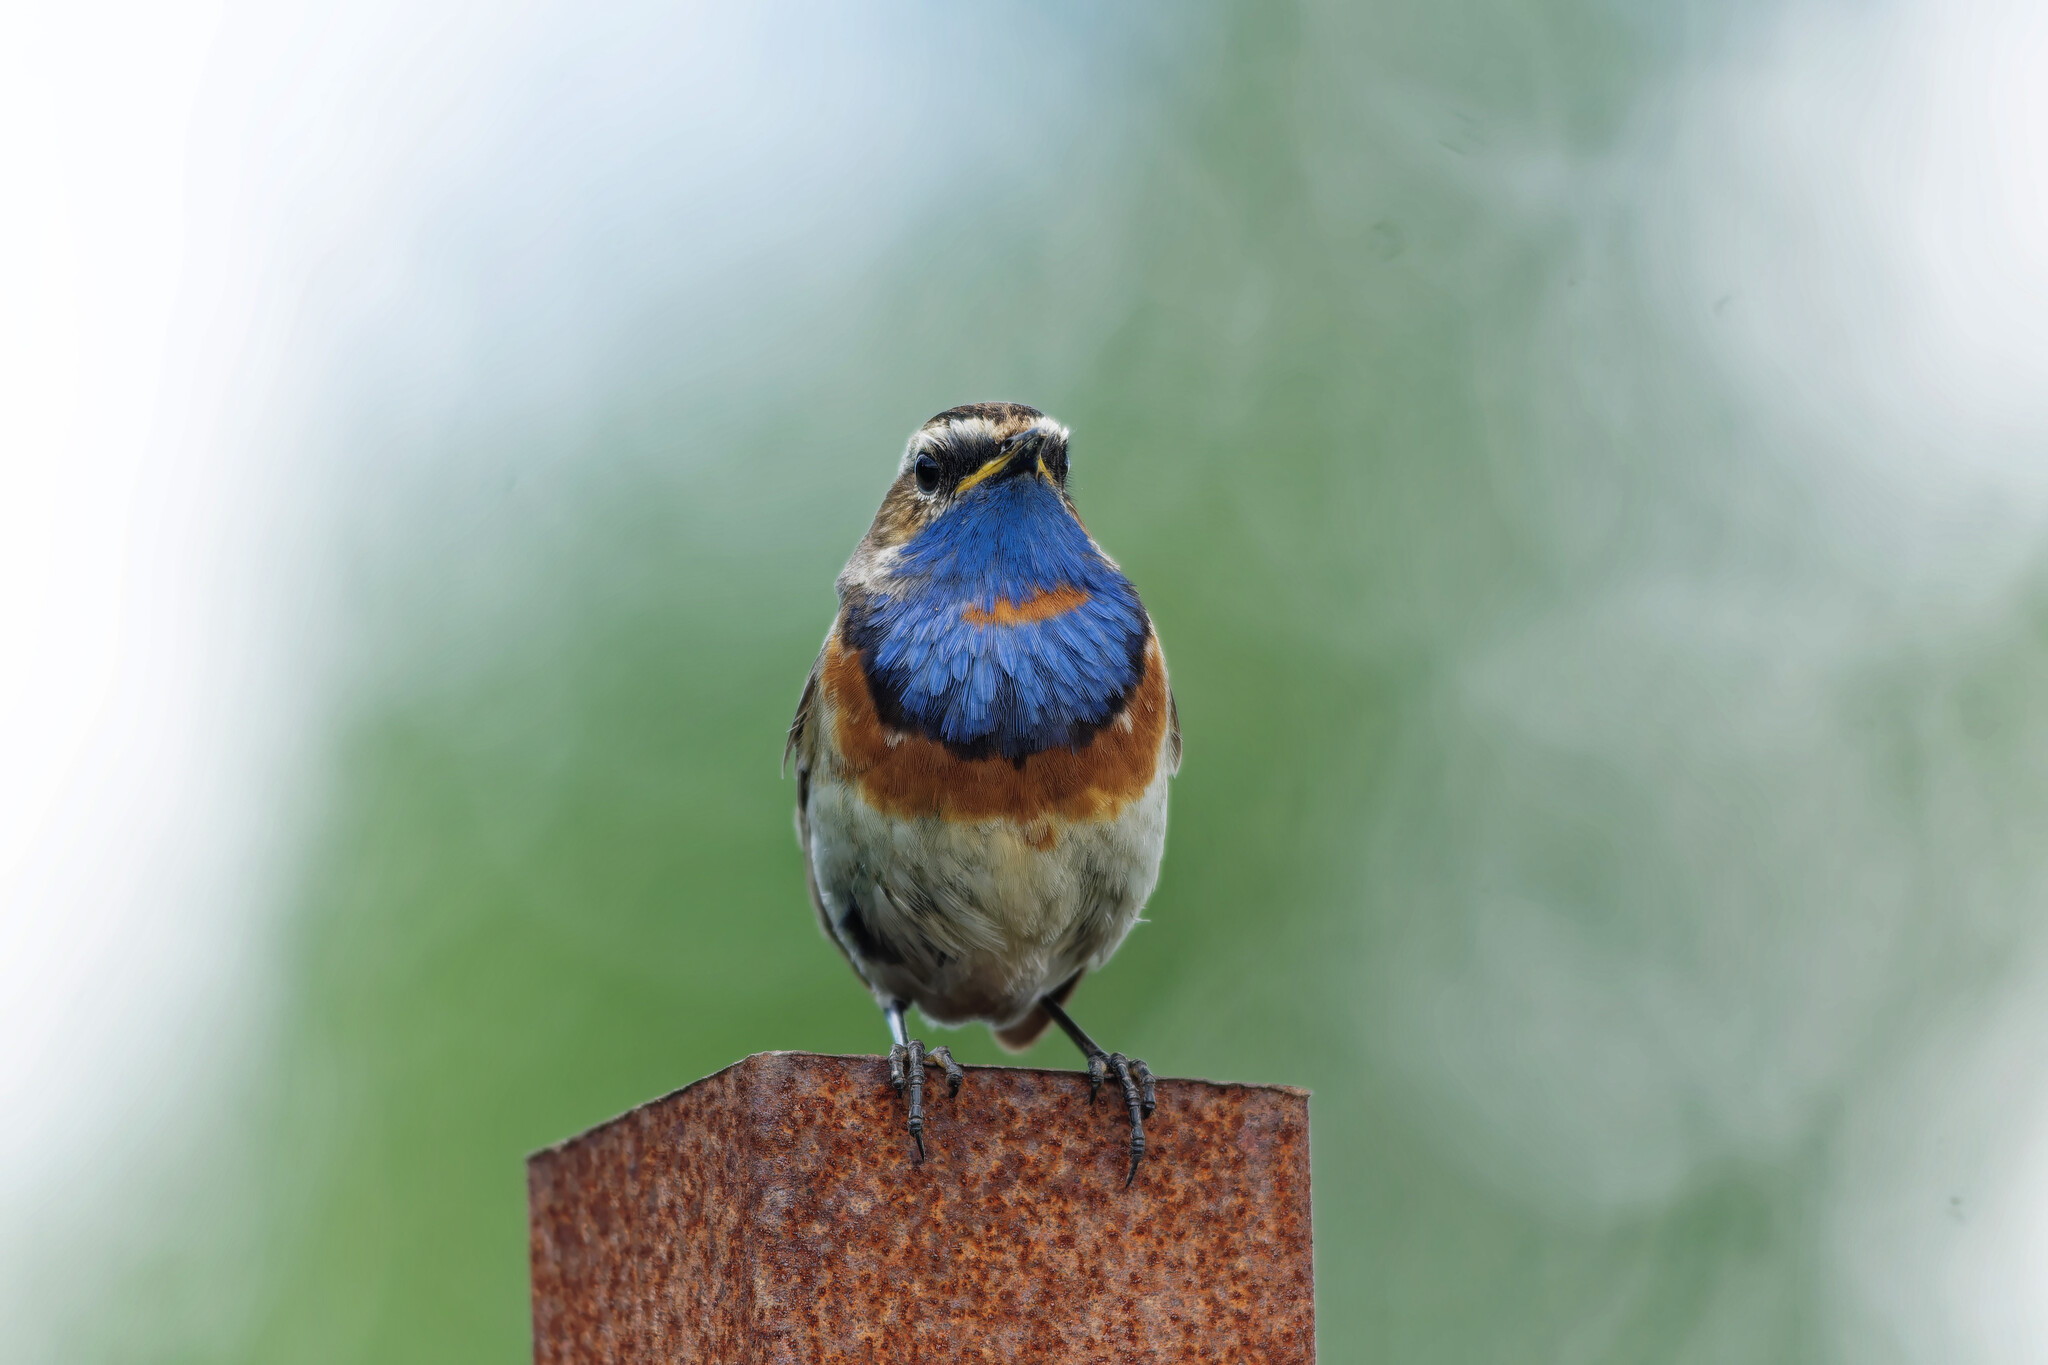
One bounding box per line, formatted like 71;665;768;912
887;1038;963;1162
1086;1051;1157;1187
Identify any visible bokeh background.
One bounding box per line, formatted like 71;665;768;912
8;0;2048;1359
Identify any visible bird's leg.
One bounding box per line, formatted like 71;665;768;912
882;999;963;1163
1039;996;1156;1188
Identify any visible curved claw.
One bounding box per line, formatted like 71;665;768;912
1106;1052;1150;1187
906;1039;926;1162
1033;995;1161;1189
929;1045;964;1097
886;1037;963;1164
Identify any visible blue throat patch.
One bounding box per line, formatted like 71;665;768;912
844;477;1149;763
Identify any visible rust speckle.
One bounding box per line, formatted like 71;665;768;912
529;1051;1314;1364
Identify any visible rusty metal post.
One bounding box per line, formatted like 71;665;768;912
528;1050;1313;1363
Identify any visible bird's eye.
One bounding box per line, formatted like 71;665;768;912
914;453;941;494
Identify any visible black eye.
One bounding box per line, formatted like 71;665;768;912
914;453;941;494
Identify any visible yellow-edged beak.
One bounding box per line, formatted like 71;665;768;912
953;436;1050;495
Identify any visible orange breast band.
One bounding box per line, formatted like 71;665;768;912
822;632;1168;824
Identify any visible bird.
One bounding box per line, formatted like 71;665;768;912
785;402;1180;1185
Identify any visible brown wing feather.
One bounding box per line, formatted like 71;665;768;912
783;661;819;779
1165;686;1182;774
787;637;862;977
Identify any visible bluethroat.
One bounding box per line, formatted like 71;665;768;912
786;403;1180;1185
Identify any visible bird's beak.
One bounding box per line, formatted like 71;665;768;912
954;429;1051;495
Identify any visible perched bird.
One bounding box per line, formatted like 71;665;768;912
786;402;1180;1184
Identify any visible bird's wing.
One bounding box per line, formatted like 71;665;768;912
784;652;822;781
1165;685;1183;775
1153;620;1182;776
787;631;858;973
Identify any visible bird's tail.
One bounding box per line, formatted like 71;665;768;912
992;971;1084;1052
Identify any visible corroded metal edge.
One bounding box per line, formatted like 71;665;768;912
527;1050;1311;1161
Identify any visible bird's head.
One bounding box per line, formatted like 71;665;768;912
865;402;1074;551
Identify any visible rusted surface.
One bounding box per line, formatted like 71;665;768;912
529;1051;1314;1363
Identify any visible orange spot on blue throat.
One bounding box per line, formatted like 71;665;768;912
959;585;1091;626
843;475;1148;761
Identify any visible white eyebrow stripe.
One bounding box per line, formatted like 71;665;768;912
902;416;999;468
899;414;1071;471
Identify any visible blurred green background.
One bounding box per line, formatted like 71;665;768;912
20;0;2048;1361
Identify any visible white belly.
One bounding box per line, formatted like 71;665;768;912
803;767;1170;1028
